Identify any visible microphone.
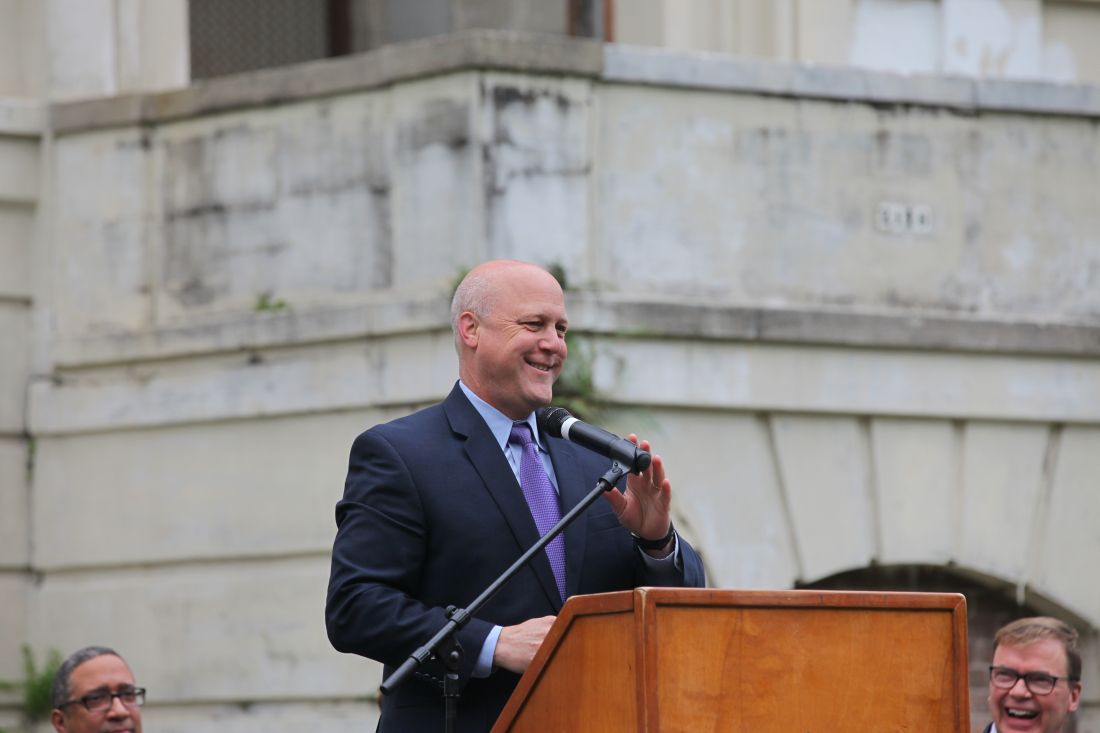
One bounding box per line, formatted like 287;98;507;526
536;406;652;473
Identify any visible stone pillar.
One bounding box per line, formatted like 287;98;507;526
0;103;37;729
36;0;189;102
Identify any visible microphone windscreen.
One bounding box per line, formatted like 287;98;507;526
536;406;571;437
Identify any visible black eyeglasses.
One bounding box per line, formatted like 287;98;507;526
990;666;1077;696
58;687;146;713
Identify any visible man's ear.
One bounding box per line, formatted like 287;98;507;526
1068;680;1082;712
456;311;480;349
51;708;66;733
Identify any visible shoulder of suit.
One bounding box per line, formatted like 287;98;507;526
360;400;448;441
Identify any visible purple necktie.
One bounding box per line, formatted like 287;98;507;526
509;422;566;601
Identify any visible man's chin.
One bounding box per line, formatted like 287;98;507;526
522;384;555;410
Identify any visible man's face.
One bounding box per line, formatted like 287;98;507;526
459;264;568;420
988;639;1081;733
52;655;143;733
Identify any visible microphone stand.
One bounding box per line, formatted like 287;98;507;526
380;461;631;733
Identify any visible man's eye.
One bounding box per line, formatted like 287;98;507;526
84;692;110;704
523;321;542;330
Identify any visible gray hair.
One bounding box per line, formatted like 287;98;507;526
51;646;123;709
451;267;496;336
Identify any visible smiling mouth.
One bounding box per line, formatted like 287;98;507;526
1005;708;1039;720
526;359;556;373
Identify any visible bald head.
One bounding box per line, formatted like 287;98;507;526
450;260;568;419
451;260;557;347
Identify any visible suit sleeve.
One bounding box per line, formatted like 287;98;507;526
633;529;707;588
325;428;494;683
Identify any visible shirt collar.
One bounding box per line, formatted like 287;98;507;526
458;381;545;452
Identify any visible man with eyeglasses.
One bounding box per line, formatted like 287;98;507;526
50;646;144;733
985;617;1083;733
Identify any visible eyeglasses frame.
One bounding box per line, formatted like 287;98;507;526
989;665;1079;696
56;687;146;713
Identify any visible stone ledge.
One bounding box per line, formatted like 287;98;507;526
571;294;1100;357
0;98;45;137
52;294;452;368
49;31;1100;135
50;29;603;134
49;294;1100;370
29;328;1100;435
604;45;1100;117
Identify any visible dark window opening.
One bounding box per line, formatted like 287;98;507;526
189;0;354;80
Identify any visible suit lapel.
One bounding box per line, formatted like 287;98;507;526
442;385;562;609
547;437;591;600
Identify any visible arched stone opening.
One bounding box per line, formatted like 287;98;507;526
798;564;1086;733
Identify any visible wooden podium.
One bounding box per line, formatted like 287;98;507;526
492;588;969;732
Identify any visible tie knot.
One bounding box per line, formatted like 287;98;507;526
509;422;535;448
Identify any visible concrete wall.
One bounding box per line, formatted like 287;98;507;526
0;99;39;731
9;30;1100;731
616;0;1100;86
0;0;188;101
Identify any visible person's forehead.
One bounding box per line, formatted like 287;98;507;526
69;655;134;693
493;272;566;314
993;638;1069;675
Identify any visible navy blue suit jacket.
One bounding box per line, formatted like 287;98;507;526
326;384;705;732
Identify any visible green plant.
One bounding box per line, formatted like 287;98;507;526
0;645;62;727
254;291;289;312
552;330;609;424
0;645;61;731
22;645;61;720
544;261;569;291
543;264;604;421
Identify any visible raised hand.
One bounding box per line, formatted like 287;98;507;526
601;436;673;555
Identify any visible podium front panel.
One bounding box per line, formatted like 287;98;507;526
494;588;969;733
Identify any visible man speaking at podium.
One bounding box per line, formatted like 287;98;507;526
326;260;705;731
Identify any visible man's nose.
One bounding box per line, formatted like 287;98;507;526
538;329;564;351
1009;677;1033;696
106;694;130;716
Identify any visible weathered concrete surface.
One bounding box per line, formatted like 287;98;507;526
0;112;36;717
50;30;603;133
596;339;1100;423
0;136;38;205
0;439;28;567
0;439;28;686
0;0;188;101
30;334;457;435
28;556;372;702
0;307;29;433
0;203;33;300
0;98;44;136
594;81;1100;319
32;411;378;569
616;0;1100;87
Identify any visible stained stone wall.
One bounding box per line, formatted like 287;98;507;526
3;31;1098;731
0;99;38;732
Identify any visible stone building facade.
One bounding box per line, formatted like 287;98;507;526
1;2;1098;731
